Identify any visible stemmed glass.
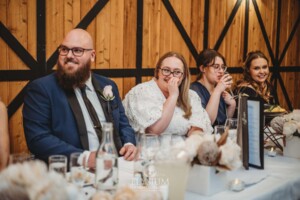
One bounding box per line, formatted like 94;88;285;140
142;134;160;181
224;71;238;99
133;133;160;186
159;133;185;150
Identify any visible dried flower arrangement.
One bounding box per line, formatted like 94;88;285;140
185;129;242;171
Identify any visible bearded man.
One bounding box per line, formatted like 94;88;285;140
23;29;136;168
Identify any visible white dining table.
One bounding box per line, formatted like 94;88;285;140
185;153;300;200
80;152;300;200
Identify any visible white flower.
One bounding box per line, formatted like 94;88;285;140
102;85;115;101
184;131;242;171
218;139;242;171
184;133;204;160
0;161;79;200
283;121;300;139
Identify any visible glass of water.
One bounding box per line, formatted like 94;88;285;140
225;118;238;143
133;133;160;186
70;152;86;187
49;155;67;177
214;125;225;141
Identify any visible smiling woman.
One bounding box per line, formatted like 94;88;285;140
234;51;275;105
122;51;213;137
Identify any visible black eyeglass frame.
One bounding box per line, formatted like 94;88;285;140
159;67;184;78
58;45;93;57
206;64;227;72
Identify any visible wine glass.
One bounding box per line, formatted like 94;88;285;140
224;71;238;99
143;134;160;160
134;133;160;186
225;118;238;143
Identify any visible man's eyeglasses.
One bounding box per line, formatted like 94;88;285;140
58;45;93;57
208;64;227;72
160;68;184;78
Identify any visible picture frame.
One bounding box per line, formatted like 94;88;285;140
237;95;264;169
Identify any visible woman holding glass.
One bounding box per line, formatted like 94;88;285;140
235;50;275;105
0;100;9;171
190;49;236;126
123;51;212;137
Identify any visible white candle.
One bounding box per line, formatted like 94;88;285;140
268;147;276;157
229;178;245;192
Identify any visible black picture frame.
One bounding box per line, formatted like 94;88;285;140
237;95;264;169
247;97;264;169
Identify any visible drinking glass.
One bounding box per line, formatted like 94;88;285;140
133;133;160;186
70;152;86;187
143;134;160;161
214;125;225;141
49;155;67;177
224;71;237;99
154;135;190;200
159;133;185;150
133;132;147;186
225;118;238;142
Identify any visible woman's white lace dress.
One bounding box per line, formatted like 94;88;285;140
123;79;212;135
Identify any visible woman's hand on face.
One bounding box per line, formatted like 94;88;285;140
167;77;180;98
215;73;233;93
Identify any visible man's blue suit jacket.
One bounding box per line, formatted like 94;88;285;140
23;73;136;162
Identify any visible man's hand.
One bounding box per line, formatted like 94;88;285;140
119;144;137;161
87;151;96;169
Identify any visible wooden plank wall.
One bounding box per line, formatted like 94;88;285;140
0;0;299;154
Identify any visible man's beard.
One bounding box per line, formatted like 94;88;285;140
56;58;91;90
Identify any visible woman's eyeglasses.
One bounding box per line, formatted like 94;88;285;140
58;45;93;57
160;68;184;78
208;64;227;72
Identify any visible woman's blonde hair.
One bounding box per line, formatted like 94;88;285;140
236;50;273;103
154;51;192;119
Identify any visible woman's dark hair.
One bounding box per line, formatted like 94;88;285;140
196;49;226;80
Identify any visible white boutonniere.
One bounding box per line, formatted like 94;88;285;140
101;85;115;101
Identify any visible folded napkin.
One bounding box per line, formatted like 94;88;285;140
119;157;134;173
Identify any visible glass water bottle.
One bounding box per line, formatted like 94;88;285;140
95;122;118;193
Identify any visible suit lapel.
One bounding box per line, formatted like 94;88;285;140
92;75;113;122
65;89;89;150
91;74;122;152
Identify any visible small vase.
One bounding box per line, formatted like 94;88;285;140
154;151;191;200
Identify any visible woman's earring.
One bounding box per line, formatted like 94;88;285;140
200;66;205;73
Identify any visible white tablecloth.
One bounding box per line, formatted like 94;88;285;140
185;153;300;200
81;153;300;200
